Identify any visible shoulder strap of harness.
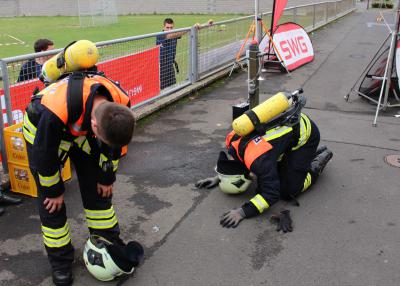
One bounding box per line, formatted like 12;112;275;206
66;72;86;124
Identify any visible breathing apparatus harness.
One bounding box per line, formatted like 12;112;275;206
230;88;306;161
27;70;126;172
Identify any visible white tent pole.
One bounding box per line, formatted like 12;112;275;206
373;31;395;126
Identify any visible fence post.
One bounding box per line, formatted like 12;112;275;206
313;4;316;28
326;2;329;23
335;1;338;17
0;60;10;172
189;26;199;83
0;61;13;129
248;41;259;108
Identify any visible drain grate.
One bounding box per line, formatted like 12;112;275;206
384;155;400;168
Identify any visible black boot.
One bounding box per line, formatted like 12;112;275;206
52;269;73;286
0;191;22;205
311;149;333;175
315;145;327;156
0;207;4;216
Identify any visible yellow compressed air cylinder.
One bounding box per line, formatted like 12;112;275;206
41;40;99;83
232;92;290;136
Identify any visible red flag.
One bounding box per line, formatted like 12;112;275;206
272;0;288;30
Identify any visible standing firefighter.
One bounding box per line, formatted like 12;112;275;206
23;40;143;285
196;90;333;231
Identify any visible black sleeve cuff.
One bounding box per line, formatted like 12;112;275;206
97;170;116;186
39;181;65;198
241;202;260;218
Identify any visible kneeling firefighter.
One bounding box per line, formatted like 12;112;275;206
23;40;143;285
196;89;333;231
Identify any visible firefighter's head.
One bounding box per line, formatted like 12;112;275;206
215;151;252;194
92;101;135;149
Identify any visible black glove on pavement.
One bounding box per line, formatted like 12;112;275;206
195;176;220;189
271;210;293;233
220;208;246;228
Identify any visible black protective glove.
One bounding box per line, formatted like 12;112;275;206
271;210;293;233
195;176;220;189
220;208;246;228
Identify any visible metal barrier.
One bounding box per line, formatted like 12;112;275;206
0;0;355;171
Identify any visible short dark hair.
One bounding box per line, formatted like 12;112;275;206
95;102;136;148
34;39;54;53
164;18;174;25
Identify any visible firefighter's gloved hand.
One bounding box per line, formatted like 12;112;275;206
271;210;293;233
220;208;246;228
195;176;220;189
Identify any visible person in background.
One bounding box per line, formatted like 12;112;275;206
156;18;213;89
17;39;54;82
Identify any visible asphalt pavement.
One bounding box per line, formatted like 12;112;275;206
1;2;400;286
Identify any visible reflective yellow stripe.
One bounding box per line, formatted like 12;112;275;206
42;222;71;248
38;170;60;187
250;194;270;214
23;113;37;144
87;216;118;229
59;140;71;152
74;136;86;147
112;159;119;172
41;223;69;238
302;172;312;192
43;233;71;248
23;128;35;144
84;206;115;219
99;153;108;168
292;114;312;151
82;140;91;154
263;125;293;142
99;154;118;171
23;113;37;135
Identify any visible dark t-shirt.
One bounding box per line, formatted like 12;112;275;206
156;33;178;67
17;59;42;82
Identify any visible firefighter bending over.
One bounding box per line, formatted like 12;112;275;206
23;40;143;285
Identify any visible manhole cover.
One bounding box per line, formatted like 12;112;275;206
384;154;400;168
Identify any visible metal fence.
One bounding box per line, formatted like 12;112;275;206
0;0;355;171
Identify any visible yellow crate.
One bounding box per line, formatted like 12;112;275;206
3;122;28;165
9;159;72;198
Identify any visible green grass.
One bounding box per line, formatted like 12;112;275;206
0;14;247;58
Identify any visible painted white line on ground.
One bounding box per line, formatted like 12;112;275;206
5;34;25;44
366;22;394;28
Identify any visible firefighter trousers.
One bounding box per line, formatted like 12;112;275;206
31;144;121;271
278;119;321;200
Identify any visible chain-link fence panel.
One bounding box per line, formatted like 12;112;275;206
197;16;253;78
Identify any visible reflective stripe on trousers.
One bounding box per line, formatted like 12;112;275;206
42;222;71;248
84;206;118;230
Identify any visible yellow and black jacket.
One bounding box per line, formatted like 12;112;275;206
23;73;130;198
226;113;316;217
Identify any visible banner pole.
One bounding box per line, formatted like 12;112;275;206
255;0;261;43
267;0;276;61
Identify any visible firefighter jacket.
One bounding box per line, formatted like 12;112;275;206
226;113;313;218
23;74;130;198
